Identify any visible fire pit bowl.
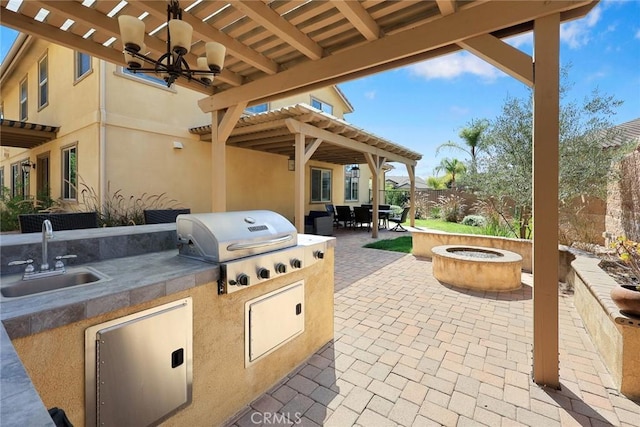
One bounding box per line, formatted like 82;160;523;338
432;245;522;291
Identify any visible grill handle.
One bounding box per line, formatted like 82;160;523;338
227;234;293;251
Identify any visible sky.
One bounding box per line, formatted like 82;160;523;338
1;0;639;180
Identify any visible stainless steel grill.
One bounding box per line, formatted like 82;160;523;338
176;211;326;294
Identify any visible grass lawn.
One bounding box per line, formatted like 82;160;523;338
410;218;483;234
364;235;412;253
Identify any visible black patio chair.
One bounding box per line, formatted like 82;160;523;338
353;206;372;231
143;208;191;224
325;204;338;226
388;207;410;232
335;205;354;229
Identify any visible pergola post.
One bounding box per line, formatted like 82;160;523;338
406;164;416;227
532;13;560;388
294;132;306;233
210;110;225;212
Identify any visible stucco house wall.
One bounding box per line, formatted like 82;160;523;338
1;38;387;224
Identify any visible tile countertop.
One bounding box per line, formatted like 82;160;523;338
0;249;218;427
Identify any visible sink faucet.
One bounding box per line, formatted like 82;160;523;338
7;220;77;280
41;219;53;271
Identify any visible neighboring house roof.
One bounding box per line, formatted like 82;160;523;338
386;176;428;189
0;119;59;149
601;117;640;149
190;103;421;166
333;85;354;114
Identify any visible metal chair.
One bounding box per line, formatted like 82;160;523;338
335;206;354;229
143;208;191;224
388;207;410;232
325;204;338;226
353;206;372;231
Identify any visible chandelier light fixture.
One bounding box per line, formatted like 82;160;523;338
118;0;225;88
350;164;360;178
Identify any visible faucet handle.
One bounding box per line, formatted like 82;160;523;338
8;259;34;266
54;254;77;270
8;259;35;276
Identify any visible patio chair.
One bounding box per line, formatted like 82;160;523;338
325;204;338;226
388;207;410;232
19;212;99;233
304;211;333;236
353;206;372;231
335;205;354;229
143;208;191;224
378;204;391;228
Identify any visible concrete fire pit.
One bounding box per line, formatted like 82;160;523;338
432;245;523;291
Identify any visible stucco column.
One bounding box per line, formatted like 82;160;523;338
532;13;560;388
211;110;226;212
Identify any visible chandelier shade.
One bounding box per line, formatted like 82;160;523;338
117;0;225;88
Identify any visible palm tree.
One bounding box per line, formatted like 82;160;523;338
436;119;488;174
434;158;466;189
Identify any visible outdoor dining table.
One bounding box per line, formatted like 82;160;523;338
369;209;394;229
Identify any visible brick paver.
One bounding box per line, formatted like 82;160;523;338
227;228;639;426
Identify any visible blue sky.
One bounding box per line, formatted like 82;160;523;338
2;1;639;180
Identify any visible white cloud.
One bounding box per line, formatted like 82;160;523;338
408;52;504;82
636;29;640;39
449;105;470;116
364;91;376;100
505;32;533;48
560;5;601;49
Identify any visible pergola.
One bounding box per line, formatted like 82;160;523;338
1;0;599;390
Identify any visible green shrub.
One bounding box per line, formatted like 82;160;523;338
0;187;56;232
461;215;486;227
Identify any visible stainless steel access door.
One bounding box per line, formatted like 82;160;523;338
85;298;192;427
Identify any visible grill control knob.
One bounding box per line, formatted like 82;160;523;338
257;268;271;279
275;263;287;274
314;250;325;259
291;258;303;269
236;274;250;286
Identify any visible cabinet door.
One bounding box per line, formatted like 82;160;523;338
86;298;192;427
246;281;305;364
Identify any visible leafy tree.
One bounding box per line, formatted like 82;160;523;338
436;119;488;174
434;158;466;189
426;176;447;189
475;71;629;239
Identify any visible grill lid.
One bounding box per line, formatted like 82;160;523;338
176;210;297;263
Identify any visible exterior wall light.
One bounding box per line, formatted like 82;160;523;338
21;160;36;174
118;1;225;88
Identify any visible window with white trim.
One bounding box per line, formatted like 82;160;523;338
245;103;268;114
19;77;28;121
0;167;4;197
62;144;77;200
344;165;359;202
75;51;92;81
311;168;331;203
123;67;167;87
10;162;29;199
38;53;48;109
311;97;333;115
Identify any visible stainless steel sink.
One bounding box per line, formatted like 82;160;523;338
1;267;110;299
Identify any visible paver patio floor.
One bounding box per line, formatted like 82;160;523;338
228;228;640;426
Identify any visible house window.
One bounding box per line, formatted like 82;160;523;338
311;168;331;203
10;162;29;199
62;144;77;200
344;165;359;202
19;77;28;121
38;53;48;109
245;103;269;114
0;167;4;197
75;51;92;81
311;97;333;115
123;67;167;86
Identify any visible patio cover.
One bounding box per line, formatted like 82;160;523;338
0;0;600;391
0;119;59;149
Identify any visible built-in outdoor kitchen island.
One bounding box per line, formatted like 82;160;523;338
0;212;335;426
